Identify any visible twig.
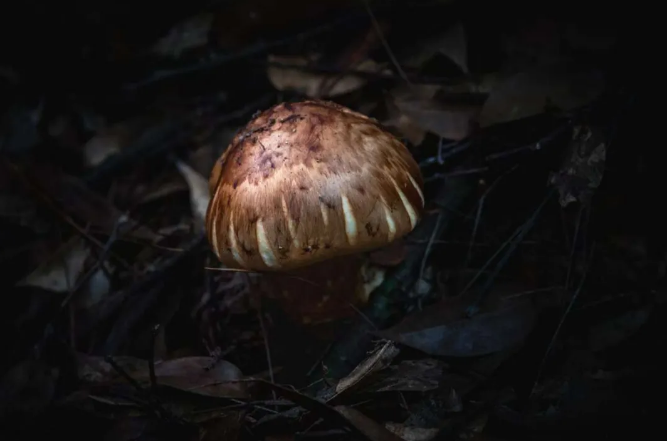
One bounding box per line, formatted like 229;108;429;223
104;355;184;424
252;273;278;405
465;165;518;267
149;324;161;392
438;139;472;164
530;241;597;396
463;188;555;316
60;213;129;311
485;122;571;163
418;210;444;285
360;0;412;87
423;167;488;182
565;205;585;290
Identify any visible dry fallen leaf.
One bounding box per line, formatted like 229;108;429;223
376;289;537;357
479;63;605;127
395;96;479;141
83;122;136;168
385;423;438;441
388;84;480;141
335;341;400;394
17;236;89;292
267;55;389;98
77;354;248;399
175;159;210;230
149;357;247;398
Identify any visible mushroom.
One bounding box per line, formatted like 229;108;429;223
205;100;425;323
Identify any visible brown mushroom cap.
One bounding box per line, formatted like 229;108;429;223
206;100;425;271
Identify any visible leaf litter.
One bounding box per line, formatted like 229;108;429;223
0;5;652;441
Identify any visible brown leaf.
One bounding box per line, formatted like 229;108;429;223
391;88;480;141
335;406;405;441
335;341;400;394
383;113;428;146
149;357;247;398
376;290;537;357
479;63;605;127
76;354;248;399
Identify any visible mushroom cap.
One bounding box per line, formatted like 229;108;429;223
206;100;425;271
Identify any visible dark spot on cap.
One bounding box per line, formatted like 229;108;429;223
365;222;379;237
299;185;308;191
355;186;366;195
249;215;259;224
233;180;238;189
309;144;321;152
280;114;302;124
284;102;294;111
324;243;332;249
318;195;335;210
